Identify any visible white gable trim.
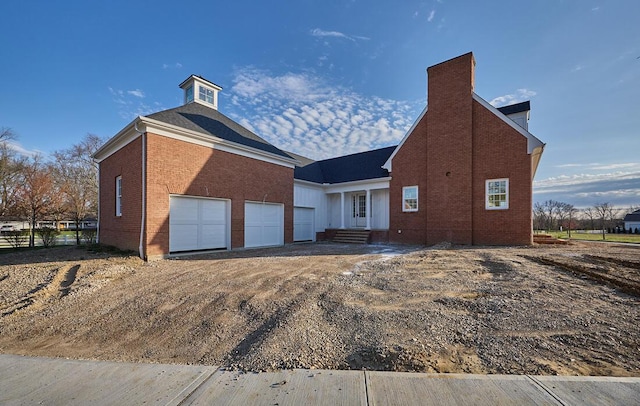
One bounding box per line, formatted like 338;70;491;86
382;105;428;172
472;93;544;154
93;116;297;169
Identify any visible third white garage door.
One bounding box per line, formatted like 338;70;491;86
169;196;229;253
294;207;315;242
244;202;284;248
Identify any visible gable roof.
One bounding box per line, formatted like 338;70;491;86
146;102;291;159
295;146;395;184
624;209;640;222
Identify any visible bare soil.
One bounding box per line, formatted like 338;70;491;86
1;242;639;376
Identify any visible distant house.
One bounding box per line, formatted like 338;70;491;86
93;52;544;259
624;209;640;232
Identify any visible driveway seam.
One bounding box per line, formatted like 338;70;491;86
525;375;567;406
166;367;219;406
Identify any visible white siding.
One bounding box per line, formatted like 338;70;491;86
327;194;342;229
372;189;389;229
625;221;640;232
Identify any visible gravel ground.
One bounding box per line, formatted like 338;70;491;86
0;242;638;376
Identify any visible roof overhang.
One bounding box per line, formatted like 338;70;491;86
93;116;298;168
294;177;391;194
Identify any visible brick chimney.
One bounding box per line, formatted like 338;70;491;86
424;52;476;244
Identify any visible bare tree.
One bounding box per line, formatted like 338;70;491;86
593;202;619;241
582;207;597;231
15;156;63;247
533;202;546;232
53;134;103;244
0;128;26;217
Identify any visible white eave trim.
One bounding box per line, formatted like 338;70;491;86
294;177;391;194
472;93;545;154
382;105;428;172
93;116;298;168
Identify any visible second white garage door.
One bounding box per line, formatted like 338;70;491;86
169;196;229;253
244;202;284;248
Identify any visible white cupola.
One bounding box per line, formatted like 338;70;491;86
179;75;222;110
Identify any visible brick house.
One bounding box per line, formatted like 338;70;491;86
94;52;544;259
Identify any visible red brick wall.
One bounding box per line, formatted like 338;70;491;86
144;133;294;257
389;52;534;246
471;101;533;245
388;112;428;244
98;137;143;252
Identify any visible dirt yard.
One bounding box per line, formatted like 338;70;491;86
1;242;639;376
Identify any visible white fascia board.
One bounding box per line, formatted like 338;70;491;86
293;179;326;189
472;93;545;154
382;105;428;172
323;177;391;194
92;118;143;163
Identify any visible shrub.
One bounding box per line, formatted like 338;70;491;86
37;227;60;248
3;230;28;248
81;228;97;244
635;228;639;235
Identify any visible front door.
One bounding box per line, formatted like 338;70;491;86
351;194;367;228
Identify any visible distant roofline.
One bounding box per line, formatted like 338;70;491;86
496;100;530;115
178;74;223;90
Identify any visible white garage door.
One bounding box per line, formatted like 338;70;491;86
294;207;315;242
170;196;229;253
245;202;284;248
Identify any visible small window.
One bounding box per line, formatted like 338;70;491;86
115;176;122;216
402;186;418;212
185;85;194;103
199;86;214;104
486;178;509;210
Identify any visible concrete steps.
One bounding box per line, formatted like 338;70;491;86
333;229;371;244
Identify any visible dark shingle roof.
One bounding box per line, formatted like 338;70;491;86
497;101;530;116
624;209;640;222
146;102;290;158
295;146;395;184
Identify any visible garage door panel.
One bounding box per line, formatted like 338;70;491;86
244;202;284;248
170;196;228;252
294;207;314;242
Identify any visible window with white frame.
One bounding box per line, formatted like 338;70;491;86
486;178;509;210
115;176;122;216
402;186;418;212
199;86;214;104
185;85;194;103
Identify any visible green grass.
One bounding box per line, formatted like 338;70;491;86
546;231;640;244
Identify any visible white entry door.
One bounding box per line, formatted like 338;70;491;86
169;196;229;253
245;202;284;248
351;194;367;228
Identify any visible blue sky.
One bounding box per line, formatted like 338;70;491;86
1;1;638;208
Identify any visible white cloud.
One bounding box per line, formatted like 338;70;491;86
109;87;161;120
489;88;537;107
228;68;422;160
162;62;183;69
310;28;369;42
427;10;436;22
534;165;640;207
127;89;145;98
5;141;42;158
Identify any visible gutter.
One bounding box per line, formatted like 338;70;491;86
134;119;146;260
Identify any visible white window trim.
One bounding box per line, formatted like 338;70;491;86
115;176;122;217
486;178;509;210
402;186;419;212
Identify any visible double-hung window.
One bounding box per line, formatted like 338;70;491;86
486;178;509;210
199;86;214;104
402;186;418;212
115;176;122;216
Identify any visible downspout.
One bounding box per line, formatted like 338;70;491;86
96;165;100;243
134;120;146;260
